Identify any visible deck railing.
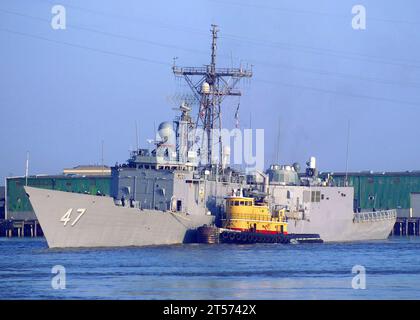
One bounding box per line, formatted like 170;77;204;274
353;209;397;223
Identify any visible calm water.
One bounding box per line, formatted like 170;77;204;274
0;237;419;300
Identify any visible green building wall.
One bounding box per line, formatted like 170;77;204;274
6;176;111;216
327;173;420;211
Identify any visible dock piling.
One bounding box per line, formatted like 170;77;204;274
394;218;420;236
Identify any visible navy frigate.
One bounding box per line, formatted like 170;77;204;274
25;25;396;248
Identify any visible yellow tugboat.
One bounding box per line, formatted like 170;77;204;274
197;190;323;244
223;194;288;235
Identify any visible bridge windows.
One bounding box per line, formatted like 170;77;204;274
311;191;321;203
228;200;253;206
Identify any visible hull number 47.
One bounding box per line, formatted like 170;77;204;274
60;208;87;226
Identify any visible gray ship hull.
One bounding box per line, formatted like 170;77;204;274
25;187;213;248
287;215;396;242
269;185;397;242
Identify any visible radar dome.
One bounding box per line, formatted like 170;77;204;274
158;122;173;141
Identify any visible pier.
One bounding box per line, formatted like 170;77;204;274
391;217;420;236
0;219;43;237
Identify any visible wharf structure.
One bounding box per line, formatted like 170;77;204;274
0;187;5;219
63;165;111;176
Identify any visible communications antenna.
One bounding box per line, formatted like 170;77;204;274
173;24;252;167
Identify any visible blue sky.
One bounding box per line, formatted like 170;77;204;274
1;0;420;181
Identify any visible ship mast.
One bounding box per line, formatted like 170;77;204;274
173;24;252;168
